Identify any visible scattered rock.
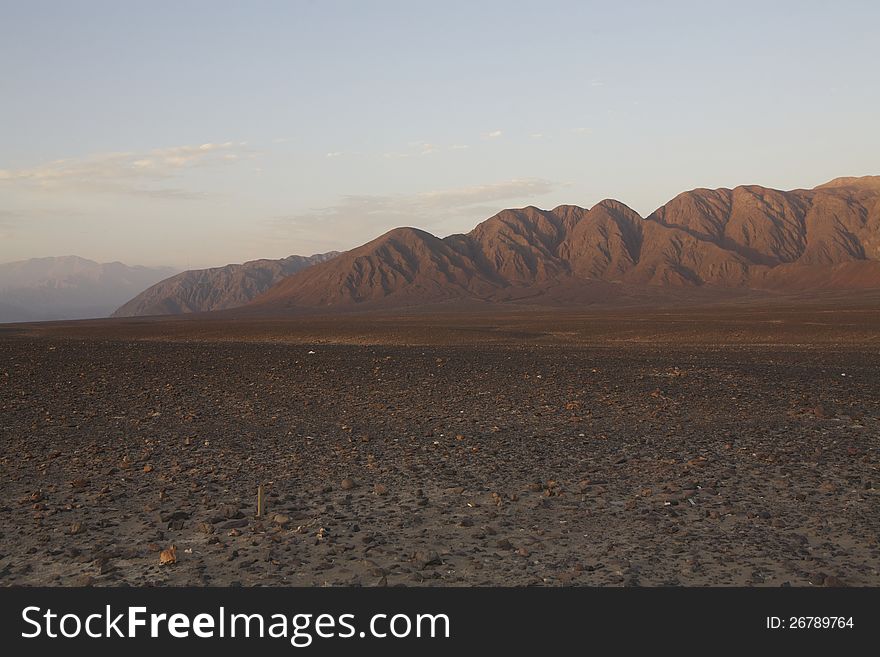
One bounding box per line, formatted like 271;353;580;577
160;510;190;523
413;549;441;569
159;545;177;565
218;519;249;530
823;575;847;587
272;514;290;527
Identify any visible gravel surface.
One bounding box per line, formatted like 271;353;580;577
1;310;878;586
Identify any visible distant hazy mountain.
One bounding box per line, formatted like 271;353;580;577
0;256;177;323
248;175;880;311
112;252;339;317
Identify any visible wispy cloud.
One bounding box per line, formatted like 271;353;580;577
382;141;446;159
482;130;503;139
271;178;556;248
407;141;439;156
414;179;555;209
0;141;250;199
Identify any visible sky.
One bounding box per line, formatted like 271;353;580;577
1;0;878;269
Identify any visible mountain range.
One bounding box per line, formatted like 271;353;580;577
0;256;176;323
12;176;879;322
248;175;880;311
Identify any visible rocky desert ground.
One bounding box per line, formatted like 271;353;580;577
0;305;878;586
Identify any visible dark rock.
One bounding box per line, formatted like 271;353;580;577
218;519;249;530
160;510;190;523
413;550;441;569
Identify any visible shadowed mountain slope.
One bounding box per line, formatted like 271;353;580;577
113;252;338;316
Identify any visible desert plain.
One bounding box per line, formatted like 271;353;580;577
1;302;878;587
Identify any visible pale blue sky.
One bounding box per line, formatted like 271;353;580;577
1;0;878;267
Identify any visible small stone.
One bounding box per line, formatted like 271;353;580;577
341;478;356;490
818;482;836;494
809;571;828;585
496;538;514;550
272;514;290;527
160;510;190;523
373;483;388;495
413;549;441;569
159;545;177;565
219;519;249;530
68;522;84;535
823;575;846;587
143;464;153;473
197;521;214;534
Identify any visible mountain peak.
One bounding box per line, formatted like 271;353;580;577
815;175;880;190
